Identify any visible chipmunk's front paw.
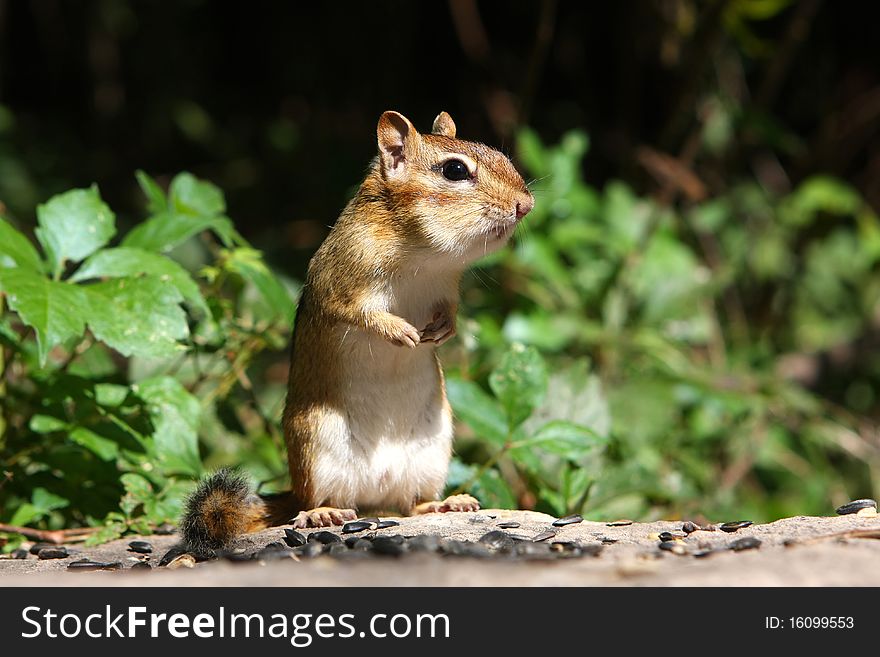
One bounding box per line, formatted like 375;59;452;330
412;494;481;515
383;317;421;348
291;507;357;528
420;310;456;346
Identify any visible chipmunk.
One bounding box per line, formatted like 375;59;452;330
180;110;534;555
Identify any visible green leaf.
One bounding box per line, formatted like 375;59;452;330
35;186;116;274
121;212;237;252
94;383;130;407
511;420;607;462
169;172;226;217
133;376;202;476
445;377;508;445
224;247;295;322
135;170;168;214
84;276;189;358
10;487;69;526
69;426;120;461
120;472;153;503
84;522;125;546
0;218;42;271
0;268;89;365
29;414;68;433
470;468;517;510
489;343;548;429
71;246;208;315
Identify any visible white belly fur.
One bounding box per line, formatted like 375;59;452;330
310;264;459;511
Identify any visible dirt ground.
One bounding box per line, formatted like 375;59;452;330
2;510;878;586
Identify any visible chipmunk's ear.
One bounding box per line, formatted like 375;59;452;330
431;111;456;138
377;111;419;178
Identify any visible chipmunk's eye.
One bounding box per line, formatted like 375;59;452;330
441;159;470;181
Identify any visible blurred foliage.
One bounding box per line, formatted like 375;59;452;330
443;127;880;523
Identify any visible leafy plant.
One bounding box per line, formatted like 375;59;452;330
443;128;880;522
0;172;294;548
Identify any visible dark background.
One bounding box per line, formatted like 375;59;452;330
1;0;878;277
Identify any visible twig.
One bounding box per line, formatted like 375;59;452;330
0;523;101;544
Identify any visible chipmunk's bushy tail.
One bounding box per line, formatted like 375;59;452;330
180;469;298;556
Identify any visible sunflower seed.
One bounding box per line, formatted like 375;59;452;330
294;542;324;558
658;542;687;555
166;553;196;569
729;536;762;551
11;548;28;559
496;521;521;529
408;535;442;552
479;531;514;551
371;535;407;556
719;521;753;532
283;528;307;547
681;521;700;534
128;540;153;554
67;559;122;571
308;530;342;544
606;519;633;527
29;542;56;555
836;499;877;515
37;547;69;560
130;561;153;570
376;520;401;530
658;531;686;542
532;530;557;542
342;520;373;534
552;514;583;527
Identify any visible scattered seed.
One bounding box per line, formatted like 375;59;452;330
294;542;325;558
658;531;686;542
836;499;877;515
552;514;583;527
681;521;699;534
29;542;56;555
327;542;348;556
349;539;375;552
719;521;753;533
693;549;717;558
130;561;153;570
658;541;688;555
166;553;196;569
158;546;188;566
342;520;373;534
37;547;69;560
283;528;307;548
515;542;551;558
506;533;532;542
371;535;407;556
376;520;400;530
308;531;342;545
11;548;28;560
496;521;521;529
601;537;618;545
479;531;514;551
408;535;442;552
128;540;153;554
532;530;557;542
67;559;122;571
729;536;762;551
358;517;380;526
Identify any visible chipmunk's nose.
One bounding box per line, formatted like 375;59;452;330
515;194;534;219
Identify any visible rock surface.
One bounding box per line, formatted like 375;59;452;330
2;510;878;586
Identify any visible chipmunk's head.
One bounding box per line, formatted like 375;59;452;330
375;110;534;261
